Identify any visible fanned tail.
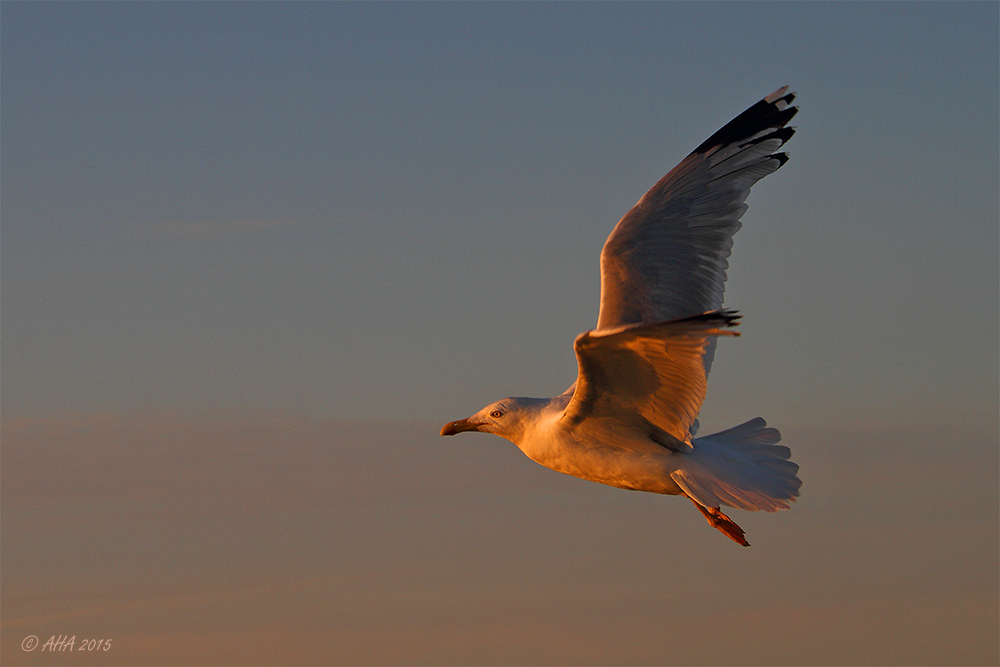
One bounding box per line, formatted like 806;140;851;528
671;418;800;512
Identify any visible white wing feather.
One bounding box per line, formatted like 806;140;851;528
561;312;741;445
596;87;797;331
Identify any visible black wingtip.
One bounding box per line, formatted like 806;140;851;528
747;125;796;148
677;309;742;328
693;90;799;156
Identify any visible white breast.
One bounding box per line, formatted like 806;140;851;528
516;417;686;496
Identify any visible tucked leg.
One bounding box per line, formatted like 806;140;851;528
687;495;750;547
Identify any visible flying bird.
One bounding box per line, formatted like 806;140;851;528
442;88;801;546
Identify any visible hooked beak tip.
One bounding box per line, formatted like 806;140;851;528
441;418;478;436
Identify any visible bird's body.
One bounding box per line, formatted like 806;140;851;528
442;88;802;546
498;396;686;496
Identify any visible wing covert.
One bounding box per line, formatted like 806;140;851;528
561;311;741;444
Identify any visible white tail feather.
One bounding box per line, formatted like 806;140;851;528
671;418;800;511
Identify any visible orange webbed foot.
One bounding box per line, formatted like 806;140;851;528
687;496;750;547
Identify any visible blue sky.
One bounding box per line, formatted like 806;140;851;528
4;1;996;424
2;2;997;665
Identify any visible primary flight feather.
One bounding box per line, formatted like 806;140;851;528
442;87;801;546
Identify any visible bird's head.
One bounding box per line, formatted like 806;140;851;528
440;396;547;444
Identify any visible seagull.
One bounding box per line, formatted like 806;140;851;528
442;88;802;546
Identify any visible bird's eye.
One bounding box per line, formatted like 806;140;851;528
490;410;504;419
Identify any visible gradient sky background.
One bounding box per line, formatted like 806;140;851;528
2;2;997;666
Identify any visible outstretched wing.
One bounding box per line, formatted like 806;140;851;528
596;87;796;331
561;312;740;445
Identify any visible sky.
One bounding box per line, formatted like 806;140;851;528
1;2;997;665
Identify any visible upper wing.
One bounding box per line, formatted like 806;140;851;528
561;311;740;445
596;87;797;331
